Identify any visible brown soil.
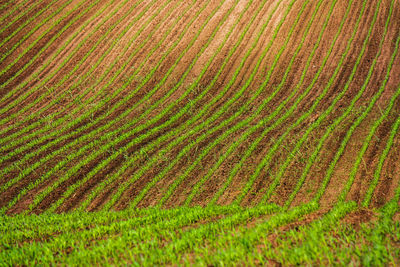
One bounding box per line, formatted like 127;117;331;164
0;0;399;218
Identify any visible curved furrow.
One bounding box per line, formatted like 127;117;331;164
312;36;400;208
201;0;365;207
0;0;122;109
367;116;400;208
0;0;76;70
0;0;46;40
0;0;171;160
221;0;364;206
0;0;30;29
0;0;15;13
98;0;293;211
0;0;205;159
155;0;321;209
180;0;339;208
0;0;399;264
337;81;400;204
0;0;159;188
268;0;397;209
231;0;377;206
0;0;123;105
8;0;225;215
45;0;249;214
0;0;149;126
76;0;273;212
362;113;400;207
0;0;194;213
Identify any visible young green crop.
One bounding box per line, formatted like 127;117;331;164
0;0;141;130
232;0;360;205
1;206;244;265
314;31;400;204
0;0;74;65
249;0;373;206
337;72;400;204
253;202;357;265
0;0;147;117
46;0;241;213
104;0;289;211
0;0;201;161
0;0;31;31
20;0;223;215
204;0;326;206
280;0;394;209
0;0;103;96
0;1;119;135
78;0;262;212
160;0;315;208
362;113;400;207
0;0;158;194
0;0;194;215
0;0;125;106
0;0;16;14
0;0;47;45
159;203;316;266
1;207;187;250
0;0;170;165
57;204;279;265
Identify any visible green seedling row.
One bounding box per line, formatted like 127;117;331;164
0;0;158;193
78;0;267;212
0;0;170;164
0;0;119;114
314;31;400;204
105;0;290;211
281;0;394;208
21;0;223;215
362;113;400;207
0;0;31;30
232;0;361;205
253;0;373;205
161;0;315;208
0;0;74;65
0;0;149;130
0;0;200;214
0;0;46;42
47;0;243;213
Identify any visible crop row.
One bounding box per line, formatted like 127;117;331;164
0;0;171;170
99;0;294;211
314;30;400;204
0;0;146;129
1;0;226;214
41;0;250;214
0;0;48;48
0;204;278;265
0;0;161;193
76;0;271;212
0;0;75;67
157;0;318;208
0;0;31;33
282;0;395;208
188;0;362;207
3;0;268;216
0;0;199;214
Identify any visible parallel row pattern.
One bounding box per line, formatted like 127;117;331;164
0;0;399;228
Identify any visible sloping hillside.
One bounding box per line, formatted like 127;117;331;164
0;0;399;265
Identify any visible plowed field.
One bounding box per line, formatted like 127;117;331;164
1;0;399;265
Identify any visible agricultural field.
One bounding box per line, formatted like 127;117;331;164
0;0;399;265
